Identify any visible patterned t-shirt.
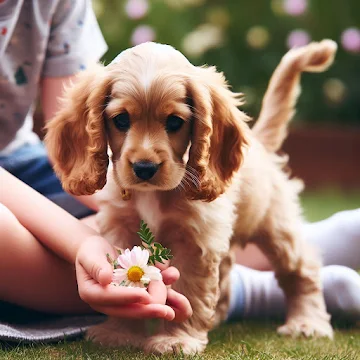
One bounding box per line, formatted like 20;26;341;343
0;0;108;154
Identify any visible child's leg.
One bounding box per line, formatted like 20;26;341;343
229;208;360;321
228;264;360;321
235;208;360;271
303;209;360;268
0;203;92;315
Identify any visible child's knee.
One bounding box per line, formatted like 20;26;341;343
331;209;360;239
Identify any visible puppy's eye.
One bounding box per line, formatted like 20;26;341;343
165;115;184;133
113;112;130;131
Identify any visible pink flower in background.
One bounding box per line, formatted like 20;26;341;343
125;0;149;20
286;29;310;49
341;28;360;53
131;25;155;46
284;0;307;16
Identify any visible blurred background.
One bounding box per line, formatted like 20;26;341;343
36;0;360;221
95;0;360;128
92;0;360;220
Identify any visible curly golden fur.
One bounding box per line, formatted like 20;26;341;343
45;40;337;355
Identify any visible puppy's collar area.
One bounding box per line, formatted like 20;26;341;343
121;188;132;201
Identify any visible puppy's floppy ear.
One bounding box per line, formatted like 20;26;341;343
186;66;250;202
45;65;112;195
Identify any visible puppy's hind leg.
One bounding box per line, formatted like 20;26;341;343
250;194;333;339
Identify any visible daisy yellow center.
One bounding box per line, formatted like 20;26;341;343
127;266;145;282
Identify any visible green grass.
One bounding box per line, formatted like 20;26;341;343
301;188;360;222
1;189;359;360
1;322;359;360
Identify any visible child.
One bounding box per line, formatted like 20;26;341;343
0;0;106;218
0;168;192;322
0;0;192;328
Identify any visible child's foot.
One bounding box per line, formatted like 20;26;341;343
227;264;360;322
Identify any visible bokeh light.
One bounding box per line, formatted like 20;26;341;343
206;7;231;29
246;26;270;49
182;24;223;57
125;0;149;20
286;29;310;48
323;78;347;105
271;0;286;15
165;0;206;9
341;27;360;53
131;25;155;46
283;0;307;16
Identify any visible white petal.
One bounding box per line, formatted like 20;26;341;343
144;266;162;281
140;275;151;287
133;246;149;267
117;249;133;268
130;246;140;265
140;248;149;266
112;269;127;283
114;267;127;274
125;248;134;260
127;280;146;288
132;246;143;264
135;281;146;288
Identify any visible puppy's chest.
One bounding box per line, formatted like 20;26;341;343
134;192;164;237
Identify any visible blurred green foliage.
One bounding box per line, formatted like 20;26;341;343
94;0;360;125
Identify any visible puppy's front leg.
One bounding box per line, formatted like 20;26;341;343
144;230;226;355
250;199;333;339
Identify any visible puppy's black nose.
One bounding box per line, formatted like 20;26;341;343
132;161;159;180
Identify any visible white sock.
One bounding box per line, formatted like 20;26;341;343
227;264;360;321
303;208;360;268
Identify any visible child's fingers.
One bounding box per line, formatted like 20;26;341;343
147;280;167;305
77;264;151;306
154;259;170;271
92;303;175;321
161;266;180;285
166;288;193;322
76;239;117;286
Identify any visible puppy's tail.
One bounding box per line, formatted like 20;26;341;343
252;39;337;153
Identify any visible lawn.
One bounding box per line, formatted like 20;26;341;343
1;189;359;360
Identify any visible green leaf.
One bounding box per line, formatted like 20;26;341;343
137;220;173;266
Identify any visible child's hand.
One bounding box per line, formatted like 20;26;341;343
156;261;193;322
75;236;192;321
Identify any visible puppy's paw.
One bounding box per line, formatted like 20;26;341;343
144;333;207;355
277;317;334;339
87;323;144;348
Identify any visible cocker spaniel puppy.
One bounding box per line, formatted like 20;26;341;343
45;40;337;355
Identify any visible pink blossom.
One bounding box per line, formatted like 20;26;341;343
284;0;307;16
341;28;360;53
131;25;155;46
125;0;149;20
286;29;311;49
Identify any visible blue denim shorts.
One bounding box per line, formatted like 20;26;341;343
0;142;94;219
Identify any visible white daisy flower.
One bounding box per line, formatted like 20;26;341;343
112;246;162;288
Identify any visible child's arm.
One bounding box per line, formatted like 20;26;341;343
0;169;191;320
